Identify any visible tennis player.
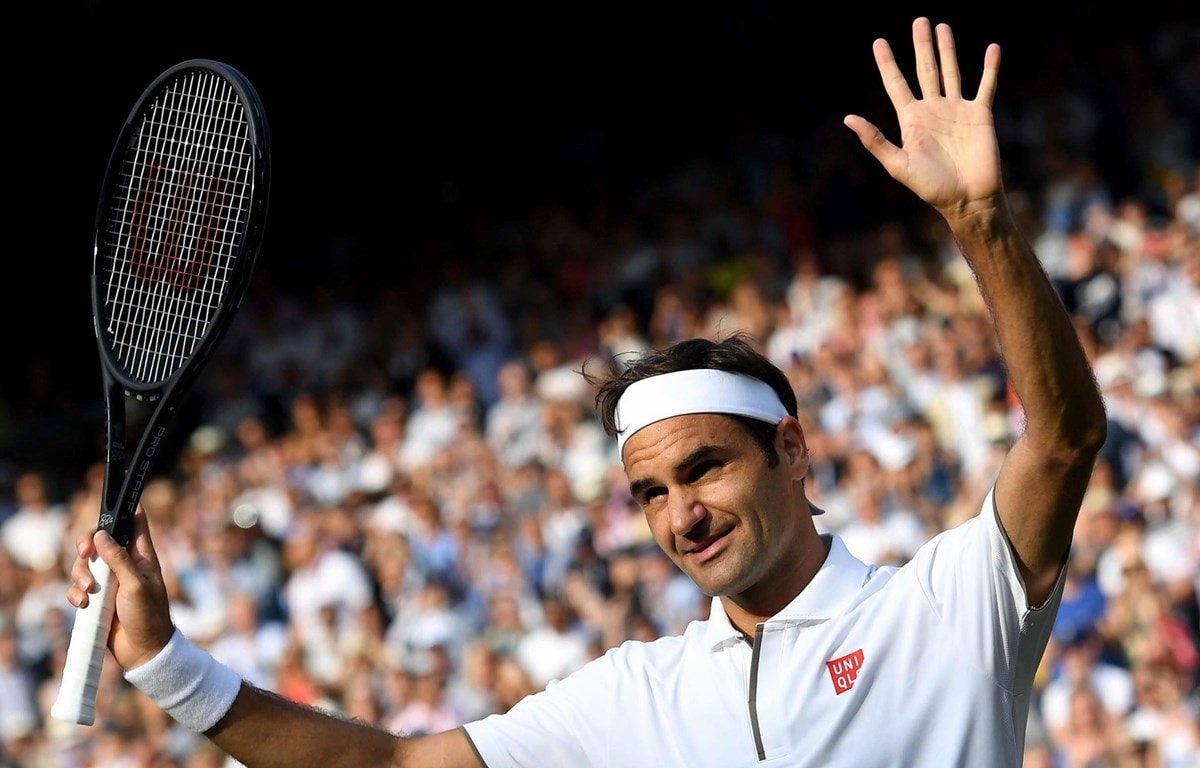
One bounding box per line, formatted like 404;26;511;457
65;17;1107;767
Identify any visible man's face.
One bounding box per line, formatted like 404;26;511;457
623;414;812;603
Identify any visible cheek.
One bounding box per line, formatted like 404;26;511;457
706;473;761;515
643;507;675;548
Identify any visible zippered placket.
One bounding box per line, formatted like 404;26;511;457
747;623;766;761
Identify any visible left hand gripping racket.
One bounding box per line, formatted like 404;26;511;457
52;59;270;726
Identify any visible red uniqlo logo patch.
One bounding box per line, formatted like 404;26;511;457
826;649;864;695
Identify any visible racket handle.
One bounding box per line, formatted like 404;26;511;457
52;557;116;726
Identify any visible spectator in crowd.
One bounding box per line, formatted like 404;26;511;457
208;590;288;693
0;611;38;766
1040;626;1136;740
833;473;928;568
508;595;588;691
427;259;515;409
1050;681;1136;767
1;473;68;575
1125;655;1200;767
484;360;546;472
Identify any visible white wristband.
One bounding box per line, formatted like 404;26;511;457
124;627;242;733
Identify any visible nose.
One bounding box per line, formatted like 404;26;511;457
667;491;707;538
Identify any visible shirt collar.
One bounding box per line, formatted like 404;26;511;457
703;534;874;650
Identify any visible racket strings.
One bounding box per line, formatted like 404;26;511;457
102;68;255;385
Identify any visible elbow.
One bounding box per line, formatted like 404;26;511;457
1074;419;1108;464
1064;386;1109;459
1028;406;1108;470
1078;396;1110;456
1057;413;1108;468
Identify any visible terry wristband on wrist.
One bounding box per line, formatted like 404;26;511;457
124;627;242;733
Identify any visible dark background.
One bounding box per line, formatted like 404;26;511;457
4;0;1198;489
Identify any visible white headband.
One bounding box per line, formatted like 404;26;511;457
614;369;788;456
613;368;825;516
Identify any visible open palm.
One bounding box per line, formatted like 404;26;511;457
845;19;1004;217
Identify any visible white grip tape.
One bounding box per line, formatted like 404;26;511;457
52;557;116;726
124;627;242;733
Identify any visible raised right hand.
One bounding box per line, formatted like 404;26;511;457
843;17;1005;221
66;508;176;671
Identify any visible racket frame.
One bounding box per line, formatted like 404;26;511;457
91;58;270;546
52;58;270;727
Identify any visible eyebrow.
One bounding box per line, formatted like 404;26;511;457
628;444;722;500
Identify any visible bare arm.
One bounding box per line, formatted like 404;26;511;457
947;206;1106;603
66;513;481;768
205;684;479;768
844;18;1107;604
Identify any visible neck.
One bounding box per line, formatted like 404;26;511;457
720;534;831;637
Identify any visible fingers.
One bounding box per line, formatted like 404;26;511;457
976;43;1001;106
911;17;941;98
67;531;99;608
936;23;961;98
880;19;995;107
873;37;913;112
66;516;164;611
76;529;97;561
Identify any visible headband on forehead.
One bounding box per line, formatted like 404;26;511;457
613;368;826;516
614;369;788;456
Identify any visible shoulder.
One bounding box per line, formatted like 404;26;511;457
612;629;693;662
555;625;703;689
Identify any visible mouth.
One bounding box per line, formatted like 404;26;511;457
682;529;731;564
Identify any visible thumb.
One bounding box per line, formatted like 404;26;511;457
94;529;139;583
843;115;903;176
128;509;162;571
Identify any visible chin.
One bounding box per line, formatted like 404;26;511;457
690;566;747;599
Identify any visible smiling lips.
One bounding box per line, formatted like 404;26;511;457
683;529;732;562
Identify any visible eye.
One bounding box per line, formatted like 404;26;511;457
686;459;721;483
638;487;666;509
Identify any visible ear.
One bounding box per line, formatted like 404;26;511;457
776;417;810;482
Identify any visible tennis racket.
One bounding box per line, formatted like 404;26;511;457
51;59;271;726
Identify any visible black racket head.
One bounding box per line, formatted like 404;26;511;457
92;59;270;396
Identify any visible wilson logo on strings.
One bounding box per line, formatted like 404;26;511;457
825;649;864;695
130;164;231;292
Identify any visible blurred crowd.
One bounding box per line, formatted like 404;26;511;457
2;26;1199;768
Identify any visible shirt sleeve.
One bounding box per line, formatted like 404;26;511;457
908;485;1067;696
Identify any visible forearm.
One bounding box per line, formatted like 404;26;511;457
206;682;402;768
948;202;1106;454
122;628;479;768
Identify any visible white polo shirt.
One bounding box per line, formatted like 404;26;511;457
461;488;1066;767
